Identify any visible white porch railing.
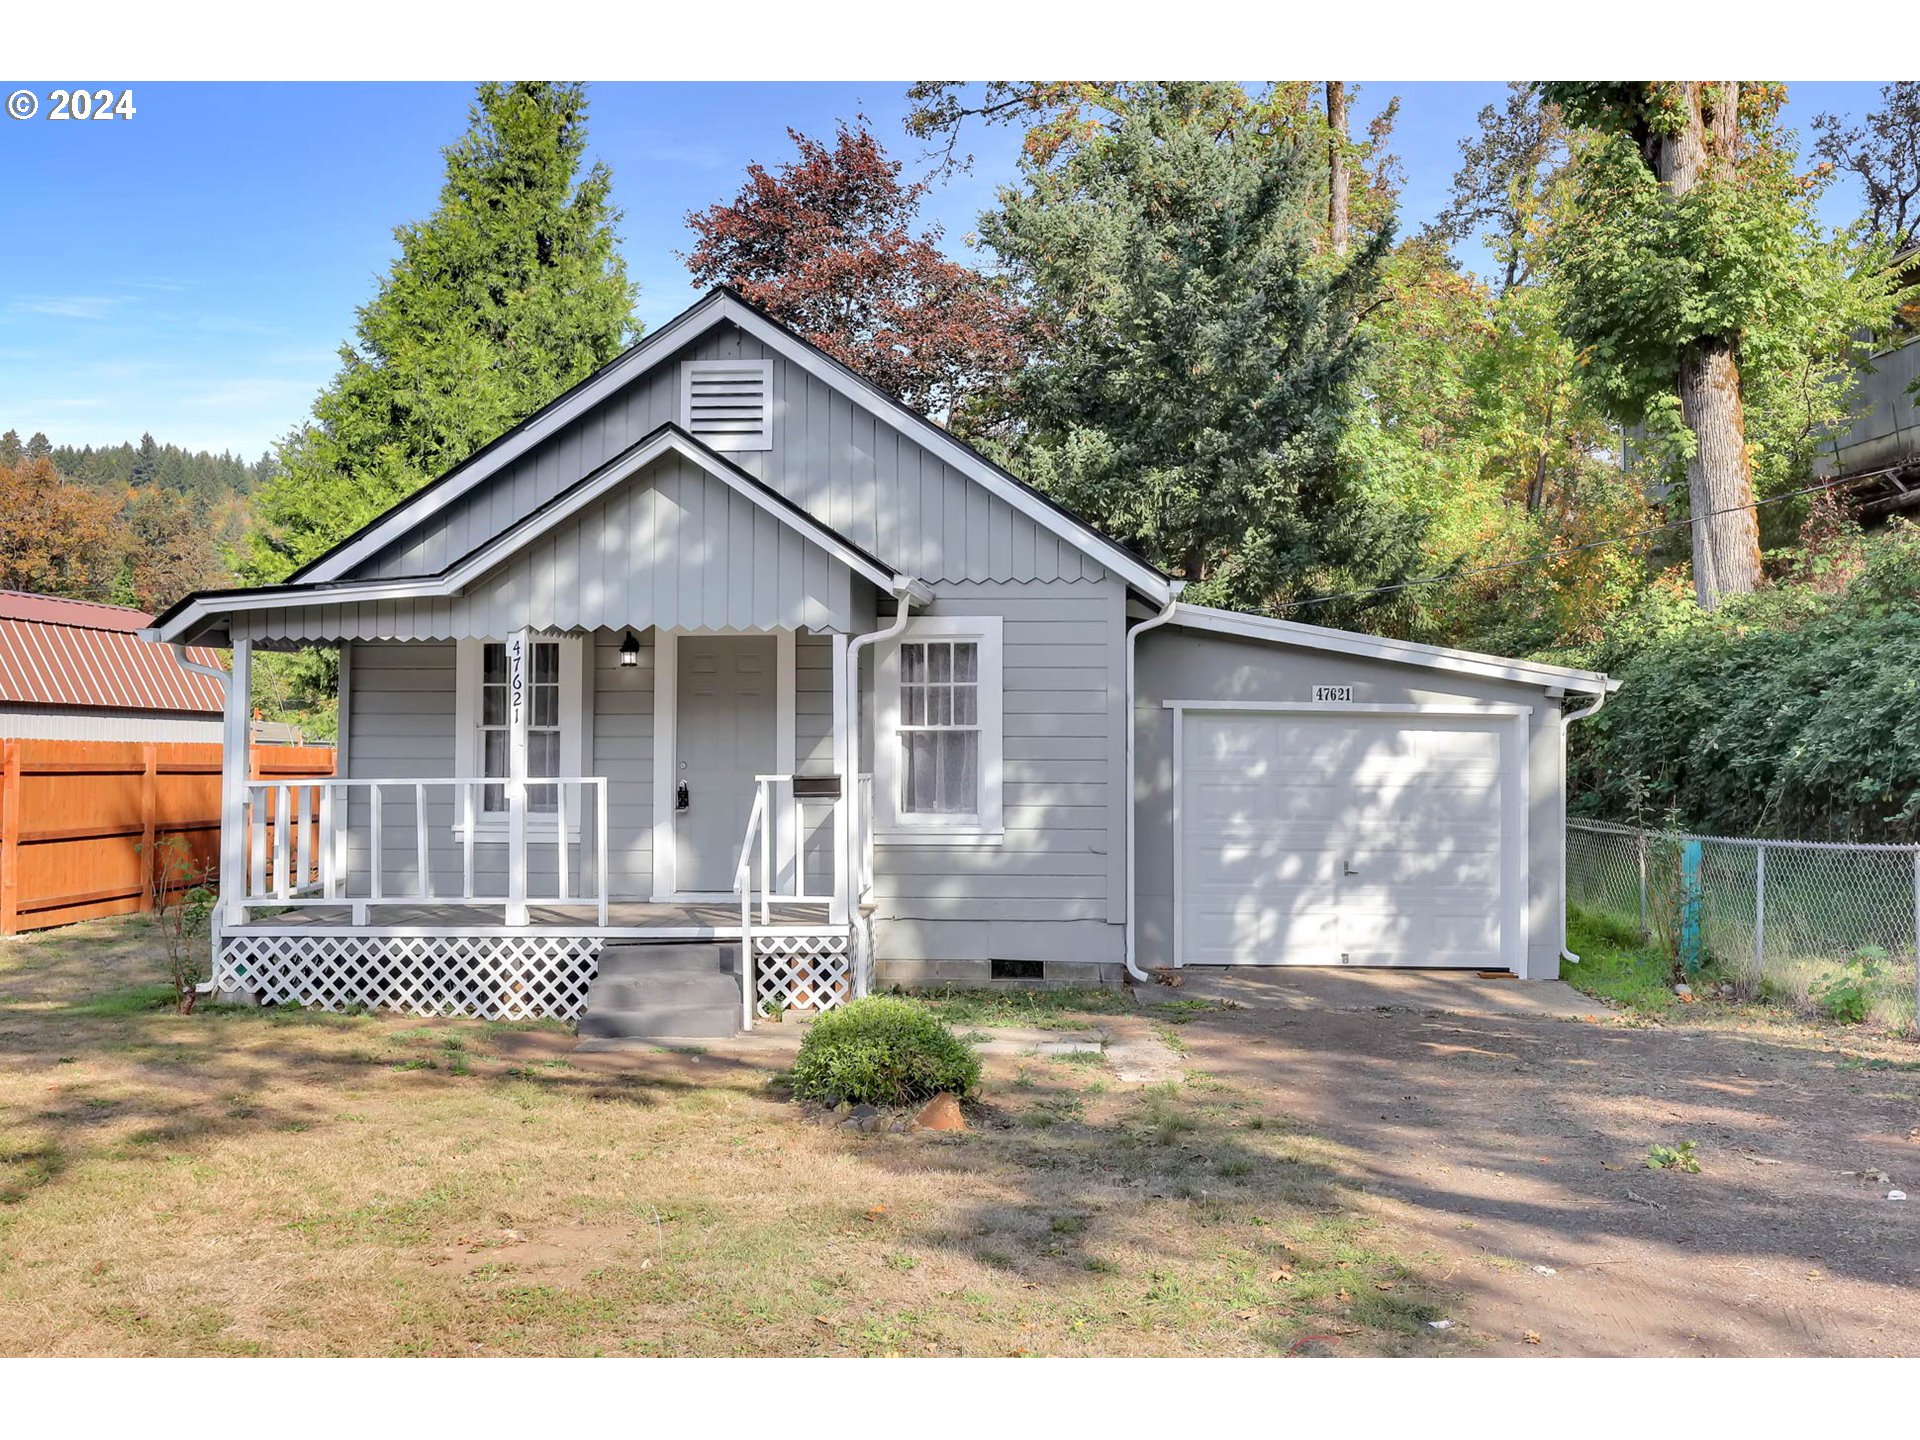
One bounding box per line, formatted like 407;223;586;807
733;773;874;1026
240;776;609;925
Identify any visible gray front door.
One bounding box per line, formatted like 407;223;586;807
675;635;777;893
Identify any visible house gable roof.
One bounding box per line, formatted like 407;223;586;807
288;287;1172;602
149;425;920;646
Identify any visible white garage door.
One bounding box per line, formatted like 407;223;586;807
1177;709;1520;969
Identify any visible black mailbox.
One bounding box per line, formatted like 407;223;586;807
791;774;842;800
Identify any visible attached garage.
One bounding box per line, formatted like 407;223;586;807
1133;605;1616;980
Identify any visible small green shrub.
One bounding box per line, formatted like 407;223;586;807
1646;1140;1700;1173
1810;947;1886;1025
788;997;980;1106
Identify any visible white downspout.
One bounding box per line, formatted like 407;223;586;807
170;643;231;688
1558;687;1610;966
1124;584;1185;984
841;580;925;990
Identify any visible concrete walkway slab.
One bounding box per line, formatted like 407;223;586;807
1168;966;1613;1022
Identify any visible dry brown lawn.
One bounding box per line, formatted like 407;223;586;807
0;918;1451;1357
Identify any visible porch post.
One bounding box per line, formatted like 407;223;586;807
506;628;530;926
830;631;850;925
220;638;252;928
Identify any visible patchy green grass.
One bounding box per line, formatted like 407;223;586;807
911;986;1136;1030
1564;908;1685;1018
0;914;1455;1358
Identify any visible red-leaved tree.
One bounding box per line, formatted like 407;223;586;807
683;120;1025;427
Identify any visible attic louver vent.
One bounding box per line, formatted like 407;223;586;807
681;359;774;452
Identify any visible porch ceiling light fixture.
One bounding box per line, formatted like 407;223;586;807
619;631;640;667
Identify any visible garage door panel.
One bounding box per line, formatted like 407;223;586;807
1183;899;1340;967
1179;711;1514;969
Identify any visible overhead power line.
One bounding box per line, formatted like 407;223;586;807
1284;463;1913;612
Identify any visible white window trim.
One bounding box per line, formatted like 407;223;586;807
874;615;1003;846
680;358;774;452
452;635;589;841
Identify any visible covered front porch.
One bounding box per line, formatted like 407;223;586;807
153;426;928;1026
210;624;882;1025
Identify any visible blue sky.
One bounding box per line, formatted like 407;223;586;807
0;80;1891;459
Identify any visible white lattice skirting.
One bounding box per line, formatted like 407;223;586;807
755;931;852;1013
215;932;602;1020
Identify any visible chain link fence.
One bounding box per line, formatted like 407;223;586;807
1568;819;1920;1036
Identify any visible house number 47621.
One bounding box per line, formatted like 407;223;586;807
1312;684;1354;703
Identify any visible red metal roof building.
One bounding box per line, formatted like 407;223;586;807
0;590;227;740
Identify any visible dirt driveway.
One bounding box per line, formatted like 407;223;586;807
1161;972;1920;1356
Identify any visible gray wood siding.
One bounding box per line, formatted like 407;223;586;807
241;453;857;644
347;322;1111;589
795;631;836;894
865;581;1126;959
592;629;654;901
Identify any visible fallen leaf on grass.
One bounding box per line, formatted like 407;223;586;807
1522;1331;1542;1345
864;1205;887;1222
1268;1267;1294;1284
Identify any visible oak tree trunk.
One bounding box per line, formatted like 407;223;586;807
1326;82;1350;258
1658;81;1761;609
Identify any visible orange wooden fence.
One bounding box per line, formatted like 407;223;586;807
0;739;335;935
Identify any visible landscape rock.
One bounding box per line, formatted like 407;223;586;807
913;1092;966;1132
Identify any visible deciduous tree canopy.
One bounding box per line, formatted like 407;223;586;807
683;120;1025;427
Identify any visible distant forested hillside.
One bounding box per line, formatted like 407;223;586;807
0;427;273;613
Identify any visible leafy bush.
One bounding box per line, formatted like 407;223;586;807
1565;523;1920;843
1646;1140;1701;1173
1810;946;1887;1025
788;997;980;1106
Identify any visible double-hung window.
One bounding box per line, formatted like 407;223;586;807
876;616;1002;843
477;640;560;814
454;635;586;834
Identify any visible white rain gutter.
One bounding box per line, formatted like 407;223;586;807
170;644;230;688
1124;583;1186;983
1558;688;1610;966
841;579;930;965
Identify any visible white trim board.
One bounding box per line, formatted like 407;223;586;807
286;290;1174;604
1167;603;1615;696
150;425;905;645
1169;701;1531;976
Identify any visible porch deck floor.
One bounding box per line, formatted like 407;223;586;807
245;901;831;932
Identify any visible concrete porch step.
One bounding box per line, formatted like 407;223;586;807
578;941;742;1040
595;941;741;977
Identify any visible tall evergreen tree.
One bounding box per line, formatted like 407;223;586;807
24;431;51;461
979;82;1423;617
243;81;638;582
130;431;160;486
0;430;20;467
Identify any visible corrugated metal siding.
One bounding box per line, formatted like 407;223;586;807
241;452;858;644
348;323;1111;589
0;614;223;712
0;705;225;742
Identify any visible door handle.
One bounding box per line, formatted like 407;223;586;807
1342;859;1358;876
676;782;690;813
